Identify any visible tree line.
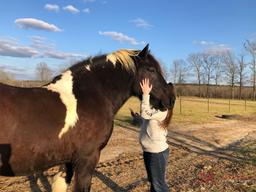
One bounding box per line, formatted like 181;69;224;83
168;39;256;100
0;62;53;83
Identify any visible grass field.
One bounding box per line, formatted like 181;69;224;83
115;96;256;125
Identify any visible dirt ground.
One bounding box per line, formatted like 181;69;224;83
0;117;255;192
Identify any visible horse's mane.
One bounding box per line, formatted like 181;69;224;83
49;48;162;84
106;49;139;73
46;49;140;83
57;49;140;79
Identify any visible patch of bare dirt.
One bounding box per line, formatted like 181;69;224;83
0;118;255;192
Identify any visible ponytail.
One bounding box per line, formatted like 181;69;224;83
159;109;173;129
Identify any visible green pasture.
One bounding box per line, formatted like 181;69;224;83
115;96;256;125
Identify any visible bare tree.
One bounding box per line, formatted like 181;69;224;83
36;62;53;81
173;59;187;84
170;60;179;84
212;54;224;98
171;59;188;96
187;53;203;97
237;54;247;99
213;55;224;86
202;53;216;97
223;51;238;99
244;39;256;100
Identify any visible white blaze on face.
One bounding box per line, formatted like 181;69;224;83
52;172;68;192
44;70;78;138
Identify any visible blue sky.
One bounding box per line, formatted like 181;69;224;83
0;0;256;79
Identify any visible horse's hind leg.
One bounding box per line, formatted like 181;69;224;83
74;150;100;192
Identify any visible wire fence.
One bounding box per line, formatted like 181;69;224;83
176;97;256;115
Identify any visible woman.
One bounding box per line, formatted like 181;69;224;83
139;78;173;192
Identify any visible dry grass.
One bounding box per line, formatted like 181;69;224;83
115;96;256;125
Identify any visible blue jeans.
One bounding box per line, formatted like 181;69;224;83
143;148;169;192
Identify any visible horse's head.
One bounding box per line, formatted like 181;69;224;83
149;82;176;111
132;44;176;110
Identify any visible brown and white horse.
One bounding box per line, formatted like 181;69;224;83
0;45;175;191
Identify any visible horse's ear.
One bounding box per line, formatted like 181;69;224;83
138;44;149;59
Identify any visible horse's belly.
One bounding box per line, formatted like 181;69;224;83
1;141;67;176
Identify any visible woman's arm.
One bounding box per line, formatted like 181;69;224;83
141;94;167;121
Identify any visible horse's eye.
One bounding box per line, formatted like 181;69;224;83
147;67;156;73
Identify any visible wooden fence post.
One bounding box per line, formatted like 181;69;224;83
207;98;210;113
229;99;231;112
179;96;182;114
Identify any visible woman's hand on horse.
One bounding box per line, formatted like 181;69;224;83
140;78;152;95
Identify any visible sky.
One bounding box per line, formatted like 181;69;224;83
0;0;256;80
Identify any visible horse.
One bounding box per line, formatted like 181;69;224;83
0;44;176;192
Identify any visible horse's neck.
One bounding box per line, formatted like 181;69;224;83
104;83;132;115
97;72;133;114
74;69;133;115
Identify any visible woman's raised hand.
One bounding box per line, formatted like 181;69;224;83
140;78;152;95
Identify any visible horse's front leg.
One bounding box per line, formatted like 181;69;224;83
74;150;100;192
65;162;73;184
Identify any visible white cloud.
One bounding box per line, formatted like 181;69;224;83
31;37;86;59
83;8;90;13
63;5;80;14
0;64;27;74
0;64;34;80
130;18;153;29
99;31;144;45
30;36;55;50
205;45;232;55
193;40;215;46
0;38;38;58
0;36;87;60
83;0;96;3
248;33;256;41
30;35;45;42
43;51;85;60
15;18;62;32
44;4;60;12
193;40;231;55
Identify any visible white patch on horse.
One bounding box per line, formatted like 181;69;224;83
44;70;78;138
85;65;91;71
52;172;67;192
